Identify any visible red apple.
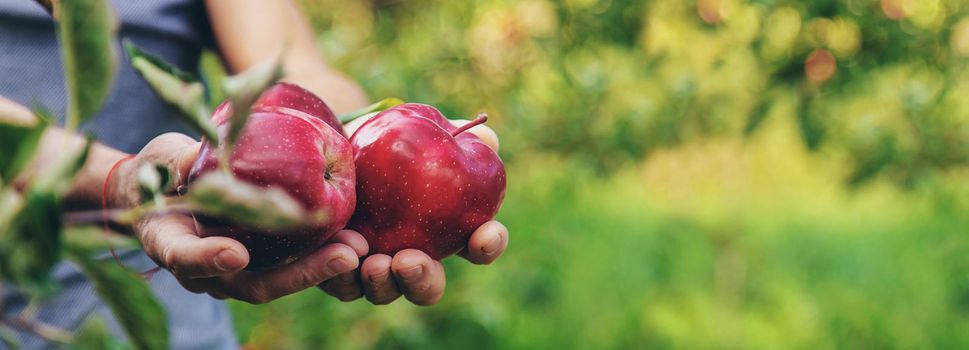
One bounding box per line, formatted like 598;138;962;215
189;92;355;270
348;103;506;259
252;82;345;136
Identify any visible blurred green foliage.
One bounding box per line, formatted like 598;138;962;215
231;0;969;349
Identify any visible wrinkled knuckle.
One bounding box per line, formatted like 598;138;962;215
160;243;179;273
294;268;322;290
135;221;159;249
365;278;385;291
139;235;158;261
361;262;388;280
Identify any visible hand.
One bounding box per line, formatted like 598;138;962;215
113;133;364;303
323;116;509;306
320;222;509;305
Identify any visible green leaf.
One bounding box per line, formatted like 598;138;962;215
0;190;62;293
31;137;92;197
136;163;162;195
743;96;771;136
221;56;284;148
337;97;405;123
199;50;229;109
0;325;21;350
123;40;197;83
55;0;118;130
135;163;169;206
795;94;825;151
71;316;127;350
31;105;57;123
186;172;317;230
67;246;168;350
0;118;48;183
0;188;23;236
64;226;140;253
0;136;89;292
126;41;218;142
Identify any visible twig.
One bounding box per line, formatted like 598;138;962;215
20;298;40;322
63;208;127;226
0;316;74;344
62;206;193;226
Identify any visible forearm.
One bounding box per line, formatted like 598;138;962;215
2;98;129;211
206;0;369;114
22;128;129;211
282;66;368;115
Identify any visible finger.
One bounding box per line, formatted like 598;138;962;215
391;250;446;306
319;271;363;302
138;132;201;189
317;230;367;301
450;119;499;151
175;277;215;294
137;215;249;278
359;254;401;305
458;220;509;265
224;243;359;304
0;96;36;124
329;229;369;257
171;141;202;189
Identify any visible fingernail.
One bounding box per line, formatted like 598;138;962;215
327;258;353;274
214;249;241;271
368;269;390;283
397;264;423;282
482;234;502;255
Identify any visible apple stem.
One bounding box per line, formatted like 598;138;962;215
451;112;488;137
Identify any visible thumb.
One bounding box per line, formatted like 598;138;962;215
138;132;201;191
171;141;201;189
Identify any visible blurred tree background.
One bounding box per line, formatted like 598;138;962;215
230;0;969;348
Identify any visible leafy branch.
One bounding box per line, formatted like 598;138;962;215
0;1;170;349
0;313;74;345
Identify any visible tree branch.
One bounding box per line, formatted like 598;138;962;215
0;316;74;344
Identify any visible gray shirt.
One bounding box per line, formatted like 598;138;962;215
0;1;237;349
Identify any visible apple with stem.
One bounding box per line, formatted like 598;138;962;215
189;89;355;270
348;103;506;259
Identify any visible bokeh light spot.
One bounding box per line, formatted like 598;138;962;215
805;49;836;83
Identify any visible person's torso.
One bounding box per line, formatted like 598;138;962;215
0;0;210;152
0;1;237;349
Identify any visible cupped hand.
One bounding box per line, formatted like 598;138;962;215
324;115;509;306
116;133;364;303
320;221;508;305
